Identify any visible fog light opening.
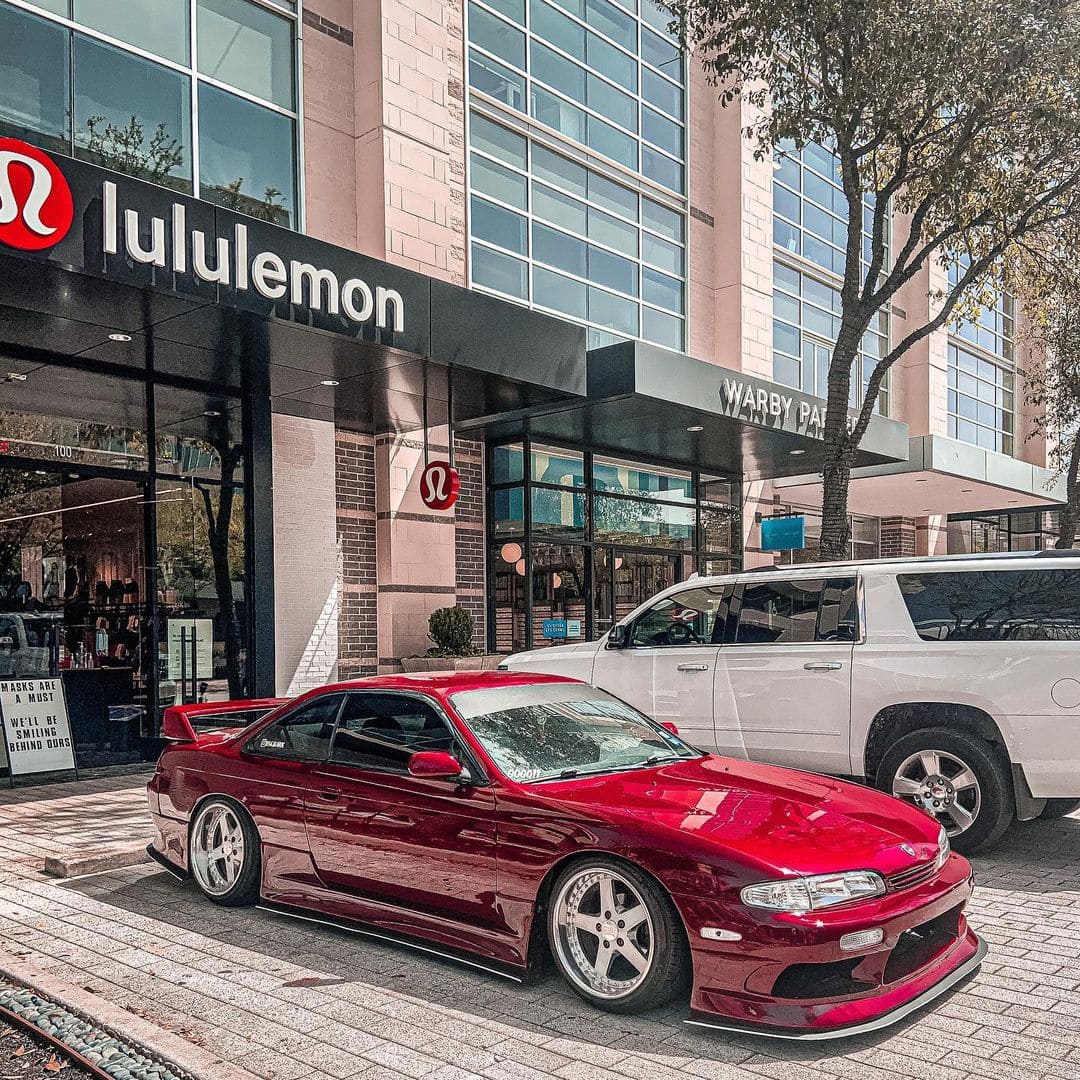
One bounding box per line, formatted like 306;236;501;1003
700;927;743;942
839;927;884;952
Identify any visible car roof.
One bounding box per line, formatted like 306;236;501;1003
316;670;581;698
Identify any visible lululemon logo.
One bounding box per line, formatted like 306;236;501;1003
420;460;461;512
0;138;74;252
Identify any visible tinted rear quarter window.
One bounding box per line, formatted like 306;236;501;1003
729;576;857;644
897;569;1080;641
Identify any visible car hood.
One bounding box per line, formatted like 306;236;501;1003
532;755;942;879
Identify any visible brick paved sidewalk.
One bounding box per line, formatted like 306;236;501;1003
1;777;1079;1080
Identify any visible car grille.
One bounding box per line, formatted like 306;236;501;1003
887;861;937;892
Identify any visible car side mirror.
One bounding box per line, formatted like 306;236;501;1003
408;750;464;780
607;624;628;649
659;721;680;736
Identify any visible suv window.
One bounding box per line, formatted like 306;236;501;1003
819;577;859;642
331;693;458;772
630;586;727;647
733;579;824;643
898;569;1080;641
248;694;343;760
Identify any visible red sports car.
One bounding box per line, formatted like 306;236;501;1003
147;672;985;1039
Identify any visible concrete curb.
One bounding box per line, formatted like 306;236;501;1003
0;957;263;1080
43;846;150;879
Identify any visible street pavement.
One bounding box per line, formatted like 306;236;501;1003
1;776;1079;1080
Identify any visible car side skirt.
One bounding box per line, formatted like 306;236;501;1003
684;934;987;1041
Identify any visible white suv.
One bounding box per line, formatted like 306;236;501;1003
501;550;1080;852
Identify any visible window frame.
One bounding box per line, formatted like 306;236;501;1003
243;692;345;762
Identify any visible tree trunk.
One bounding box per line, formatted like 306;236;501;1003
819;441;853;561
1056;432;1080;549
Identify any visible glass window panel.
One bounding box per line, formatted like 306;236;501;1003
588;172;637;217
775;153;800;191
530;0;585;58
587;32;637;89
641;0;670;31
548;0;586;17
532;85;586;142
774;184;800;224
531;445;585;486
486;0;526;22
589;245;637;295
587;114;636;168
533;183;587;232
586;0;635;47
468;4;526;68
773;291;799;325
594;496;693;548
774;218;800;254
533;266;587;318
471;243;528;298
588;206;637;255
492;444;524;483
532;42;585;100
773;321;800;356
642;266;681;311
75;37;192;192
198;84;295;226
642;107;681;157
471;152;527;208
589;286;638;335
492;486;525;533
531;488;586;539
642;231;682;275
642;68;682;120
74;0;189;65
641;26;682;81
533;222;587;275
774;352;800;388
804;141;839;180
197;0;293;107
0;6;70;154
471;195;527;253
774;260;800;294
641;145;683;192
470;112;527;168
469;54;526;110
533;145;587;197
803;302;835;339
803;202;834;242
642;307;682;349
587;73;637;131
642;197;683;242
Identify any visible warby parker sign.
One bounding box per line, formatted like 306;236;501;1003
0;137;406;334
718;377;857;440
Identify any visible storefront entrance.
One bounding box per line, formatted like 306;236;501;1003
0;357;254;770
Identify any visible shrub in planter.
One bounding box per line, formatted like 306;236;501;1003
427;606;476;657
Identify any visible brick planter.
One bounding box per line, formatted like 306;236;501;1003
400;655;503;673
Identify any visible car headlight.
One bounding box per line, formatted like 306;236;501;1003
741;870;886;913
935;826;950;869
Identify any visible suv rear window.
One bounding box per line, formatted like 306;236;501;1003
898;569;1080;641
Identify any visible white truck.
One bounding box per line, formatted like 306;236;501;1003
501;550;1080;852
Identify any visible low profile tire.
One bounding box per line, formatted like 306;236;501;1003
1040;799;1080;821
189;798;261;906
876;727;1014;855
546;857;690;1014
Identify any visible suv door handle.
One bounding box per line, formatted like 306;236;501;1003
316;787;341;802
804;661;843;671
676;663;710;672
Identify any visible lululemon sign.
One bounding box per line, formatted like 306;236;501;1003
420;460;460;511
0;138;74;252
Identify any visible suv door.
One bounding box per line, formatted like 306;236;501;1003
303;691;499;928
590;584;729;751
715;576;857;774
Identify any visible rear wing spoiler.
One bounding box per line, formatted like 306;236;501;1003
162;698;287;743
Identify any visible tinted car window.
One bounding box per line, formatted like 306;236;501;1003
248;695;342;760
732;579;824;644
818;577;859;642
630;586;727;646
331;693;457;773
898;569;1080;641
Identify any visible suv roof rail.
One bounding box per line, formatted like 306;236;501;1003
729;548;1078;576
1035;546;1080;557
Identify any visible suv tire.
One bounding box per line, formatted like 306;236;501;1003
1040;798;1080;821
875;727;1013;855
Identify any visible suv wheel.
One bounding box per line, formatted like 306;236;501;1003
875;727;1013;854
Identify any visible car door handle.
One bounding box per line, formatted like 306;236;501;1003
804;661;843;671
316;787;341;802
677;663;710;672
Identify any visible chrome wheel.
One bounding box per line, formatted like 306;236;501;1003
892;750;982;838
190;802;246;897
551;867;655;1000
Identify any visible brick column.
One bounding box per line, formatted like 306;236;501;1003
335;430;378;679
880;516;918;558
454;437;486;651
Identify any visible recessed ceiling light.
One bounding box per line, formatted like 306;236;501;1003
915;478;928;483
1009;499;1019;504
108;333;132;342
922;509;933;513
961;488;973;493
34;470;48;476
789;448;806;456
686;424;703;432
203;409;221;418
321;378;341;387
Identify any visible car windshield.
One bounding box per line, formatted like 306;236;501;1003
450;683;700;783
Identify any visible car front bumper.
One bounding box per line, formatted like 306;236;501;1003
676;855;984;1038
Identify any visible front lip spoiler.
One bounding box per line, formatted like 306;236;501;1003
685;933;987;1041
145;842;187;881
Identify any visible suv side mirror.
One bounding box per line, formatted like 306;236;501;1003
607;624;628;649
408;750;464;779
